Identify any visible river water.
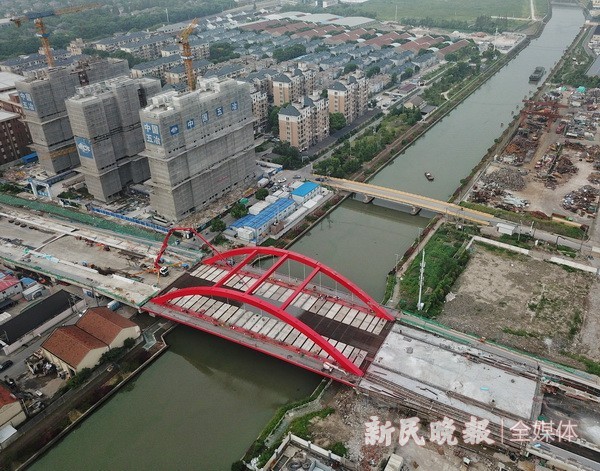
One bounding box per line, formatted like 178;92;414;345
29;6;584;471
293;5;586;300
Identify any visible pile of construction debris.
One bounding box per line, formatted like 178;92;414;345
588;172;600;184
562;185;600;214
482;168;526;191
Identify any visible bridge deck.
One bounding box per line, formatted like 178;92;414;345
143;266;392;379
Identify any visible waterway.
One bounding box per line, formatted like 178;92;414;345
293;5;586;300
28;6;585;470
30;329;320;470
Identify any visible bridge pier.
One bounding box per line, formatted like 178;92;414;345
352;193;421;215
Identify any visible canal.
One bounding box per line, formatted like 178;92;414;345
293;5;586;300
29;6;585;470
30;329;320;470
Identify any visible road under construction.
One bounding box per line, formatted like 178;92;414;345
0;205;599;470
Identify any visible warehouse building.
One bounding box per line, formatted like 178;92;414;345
140;77;256;221
15;58;130;174
65;76;161;202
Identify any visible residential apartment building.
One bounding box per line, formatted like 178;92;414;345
161;40;209;59
278;95;329;151
140;78;256;221
0;110;31;165
15;58;130;174
328;73;368;125
272;69;316;107
65;76;161;202
250;90;269;134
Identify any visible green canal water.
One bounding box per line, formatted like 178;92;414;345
28;6;585;470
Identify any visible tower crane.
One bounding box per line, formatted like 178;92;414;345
178;19;198;91
11;3;102;68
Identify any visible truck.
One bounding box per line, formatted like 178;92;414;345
107;300;122;311
257;177;269;188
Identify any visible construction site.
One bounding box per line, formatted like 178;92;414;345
467;88;600;226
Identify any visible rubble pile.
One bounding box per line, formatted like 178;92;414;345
482;168;526;191
562;185;600;213
588;172;600;184
554;156;578;175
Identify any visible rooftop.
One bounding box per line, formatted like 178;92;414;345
291;181;319;197
230;198;295;230
42;325;107;368
0;275;19;291
76;307;138;345
0;384;18;408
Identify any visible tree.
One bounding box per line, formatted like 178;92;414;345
231;203;248;219
255;188;269;200
365;65;380;78
329;112;347;132
343;63;358;74
211;218;226;232
390;72;398;85
268;106;280;134
273;44;306;63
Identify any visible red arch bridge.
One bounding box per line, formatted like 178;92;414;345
143;246;396;385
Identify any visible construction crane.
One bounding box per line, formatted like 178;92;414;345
154;227;219;272
178;19;198;91
11;3;102;68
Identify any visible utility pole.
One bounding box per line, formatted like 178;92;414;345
417;249;425;311
165;8;169;23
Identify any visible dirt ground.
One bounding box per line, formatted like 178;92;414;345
439;244;599;365
308;386;530;470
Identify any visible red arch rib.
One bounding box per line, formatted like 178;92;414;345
152;286;363;376
203;247;393;321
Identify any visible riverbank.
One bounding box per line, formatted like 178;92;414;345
2;321;173;471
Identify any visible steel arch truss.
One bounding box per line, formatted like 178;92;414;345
151;286;364;376
203;246;393;321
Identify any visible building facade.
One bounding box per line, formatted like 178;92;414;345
328;73;368;125
65;76;161;202
140;78;256;221
15;58;130;174
272;69;316;107
0;110;31;165
278;95;329;151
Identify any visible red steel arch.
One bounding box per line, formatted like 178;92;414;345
203;247;394;321
152;286;364;376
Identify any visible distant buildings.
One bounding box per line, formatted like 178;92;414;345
272;69;316;107
279;95;329;151
328;73;368;125
65;76;161;202
140;78;256;221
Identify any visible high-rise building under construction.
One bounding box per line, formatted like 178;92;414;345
65;76;161;202
140;78;256;221
15;58;129;174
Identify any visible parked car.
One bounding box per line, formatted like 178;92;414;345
0;360;13;372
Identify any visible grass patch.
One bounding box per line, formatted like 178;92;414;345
502;327;539;338
288;407;335;440
243;380;329;465
460;202;586;239
568;309;583;341
397;225;472;317
382;273;396;304
567;354;600;377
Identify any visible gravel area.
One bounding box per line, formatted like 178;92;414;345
439;245;599;365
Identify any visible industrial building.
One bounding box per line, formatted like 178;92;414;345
15;58;130;174
140;77;256;221
65;76;161;202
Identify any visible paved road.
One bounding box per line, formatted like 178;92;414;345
320;177;499;225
